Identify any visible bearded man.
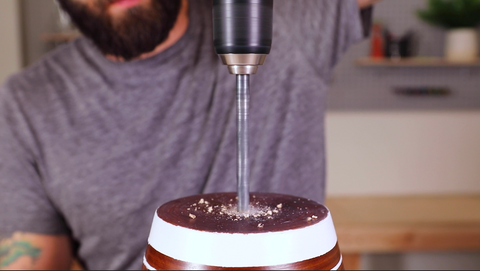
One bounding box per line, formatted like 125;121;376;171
0;0;378;269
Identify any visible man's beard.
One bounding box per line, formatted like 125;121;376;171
57;0;182;61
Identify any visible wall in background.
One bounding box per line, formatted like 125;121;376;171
20;0;59;66
0;0;22;84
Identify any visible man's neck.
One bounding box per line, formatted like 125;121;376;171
106;0;190;62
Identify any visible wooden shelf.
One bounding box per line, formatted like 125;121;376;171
356;57;480;67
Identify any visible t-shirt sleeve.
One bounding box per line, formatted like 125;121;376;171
0;80;69;237
329;0;372;62
274;0;372;73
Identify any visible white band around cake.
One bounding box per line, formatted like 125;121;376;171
147;210;338;268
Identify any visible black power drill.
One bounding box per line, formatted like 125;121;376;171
212;0;273;212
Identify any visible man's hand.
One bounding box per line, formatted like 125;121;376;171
0;232;72;270
357;0;383;9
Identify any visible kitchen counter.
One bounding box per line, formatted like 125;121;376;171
326;194;480;270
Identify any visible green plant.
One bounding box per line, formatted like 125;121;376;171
417;0;480;29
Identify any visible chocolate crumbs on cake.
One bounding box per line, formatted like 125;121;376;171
158;193;330;234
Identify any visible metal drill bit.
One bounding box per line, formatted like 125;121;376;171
236;75;250;212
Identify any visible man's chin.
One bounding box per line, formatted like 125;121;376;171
59;0;181;61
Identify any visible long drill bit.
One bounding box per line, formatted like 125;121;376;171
236;74;250;212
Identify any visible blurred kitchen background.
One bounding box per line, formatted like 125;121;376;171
1;0;479;270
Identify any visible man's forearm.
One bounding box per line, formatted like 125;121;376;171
0;233;42;269
0;232;42;269
0;232;72;270
357;0;383;9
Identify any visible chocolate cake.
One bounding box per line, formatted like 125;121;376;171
143;193;344;270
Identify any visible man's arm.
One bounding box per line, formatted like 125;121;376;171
0;232;72;270
357;0;382;9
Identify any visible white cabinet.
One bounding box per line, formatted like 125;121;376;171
326;110;480;196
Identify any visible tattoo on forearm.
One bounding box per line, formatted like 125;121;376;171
0;234;41;268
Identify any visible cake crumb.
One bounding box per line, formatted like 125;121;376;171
307;217;312;221
312;215;318;220
207;207;213;213
199;199;205;204
189;214;196;219
277;203;283;209
257;223;264;228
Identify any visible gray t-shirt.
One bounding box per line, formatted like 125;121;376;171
0;0;368;269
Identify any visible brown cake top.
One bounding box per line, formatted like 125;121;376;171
157;192;329;233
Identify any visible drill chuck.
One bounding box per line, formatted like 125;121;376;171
213;0;273;74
